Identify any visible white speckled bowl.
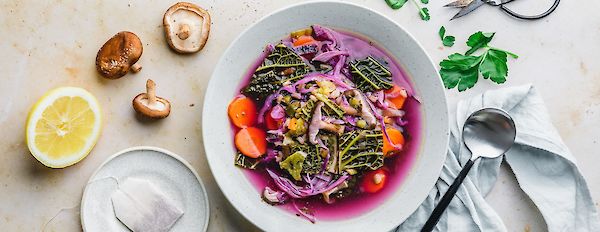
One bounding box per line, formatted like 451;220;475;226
203;1;448;231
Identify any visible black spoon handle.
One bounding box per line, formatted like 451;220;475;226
421;158;475;232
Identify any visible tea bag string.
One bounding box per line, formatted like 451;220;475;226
41;176;122;231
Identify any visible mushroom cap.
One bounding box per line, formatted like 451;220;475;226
96;31;143;79
163;2;211;54
132;93;171;119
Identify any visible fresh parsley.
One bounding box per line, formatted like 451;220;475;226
385;0;430;21
439;31;518;91
438;26;455;47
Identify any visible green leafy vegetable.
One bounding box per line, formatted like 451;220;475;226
419;7;430;21
235;152;260;169
313;93;344;118
421;0;428;3
280;151;306;181
349;56;393;92
338;130;384;172
465;32;495;56
385;0;408;9
439;26;455;47
242;44;310;101
288;143;322;175
439;31;518;91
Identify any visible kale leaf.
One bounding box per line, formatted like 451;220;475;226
289;143;323;175
338;130;384;172
242;44;310;102
234;152;260;170
349;56;393;92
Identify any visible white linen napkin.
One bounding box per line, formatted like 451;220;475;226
396;85;600;231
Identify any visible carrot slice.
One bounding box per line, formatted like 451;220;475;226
385;85;408;109
228;95;257;128
383;127;405;157
293;35;317;47
235;127;267;158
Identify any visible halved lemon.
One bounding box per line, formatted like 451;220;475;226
26;87;102;168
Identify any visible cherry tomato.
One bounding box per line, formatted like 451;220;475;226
265;108;284;130
361;169;388;193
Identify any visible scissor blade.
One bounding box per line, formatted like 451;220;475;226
444;0;474;8
450;0;485;20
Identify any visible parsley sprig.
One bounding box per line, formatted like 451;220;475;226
385;0;430;21
439;31;518;91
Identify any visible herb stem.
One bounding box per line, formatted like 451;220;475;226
490;47;519;58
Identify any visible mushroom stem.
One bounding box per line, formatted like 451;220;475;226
146;79;157;105
178;24;191;40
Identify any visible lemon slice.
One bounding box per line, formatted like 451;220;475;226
26;87;102;168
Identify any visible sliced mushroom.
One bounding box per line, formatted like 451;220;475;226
96;31;143;79
133;79;171;119
163;2;211;54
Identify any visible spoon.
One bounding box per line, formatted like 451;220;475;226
421;108;516;232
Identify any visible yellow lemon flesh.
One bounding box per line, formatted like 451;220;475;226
26;87;102;168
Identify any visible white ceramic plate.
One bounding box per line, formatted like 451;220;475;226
203;1;448;231
80;146;209;232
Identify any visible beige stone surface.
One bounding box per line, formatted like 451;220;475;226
0;0;598;231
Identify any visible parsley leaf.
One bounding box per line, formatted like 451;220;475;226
439;26;446;40
443;36;455;47
439;31;518;92
439;53;481;91
385;0;430;21
419;7;430;21
385;0;408;9
479;49;508;83
465;32;495;55
439;26;455;47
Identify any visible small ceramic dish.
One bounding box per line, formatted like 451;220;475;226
80;146;209;231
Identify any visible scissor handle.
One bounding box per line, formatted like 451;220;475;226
494;0;560;20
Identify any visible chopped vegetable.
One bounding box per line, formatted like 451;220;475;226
361;169;388;193
280;151;307;181
243;44;311;102
383;128;404;156
235;127;267;158
290;28;313;39
385;85;408;109
228;95;257;128
235;152;261;169
293;35;317;47
339;130;384;172
349;56;393;92
265;107;285;130
439;31;518;91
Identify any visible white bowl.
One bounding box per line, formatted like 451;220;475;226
203;1;448;231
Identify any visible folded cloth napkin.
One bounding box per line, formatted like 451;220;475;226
396;85;600;232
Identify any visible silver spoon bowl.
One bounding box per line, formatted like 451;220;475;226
422;108;516;232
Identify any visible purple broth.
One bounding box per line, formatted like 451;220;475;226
233;27;422;221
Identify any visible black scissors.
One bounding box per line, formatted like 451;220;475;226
445;0;561;20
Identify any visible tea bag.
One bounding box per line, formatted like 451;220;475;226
111;178;184;232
